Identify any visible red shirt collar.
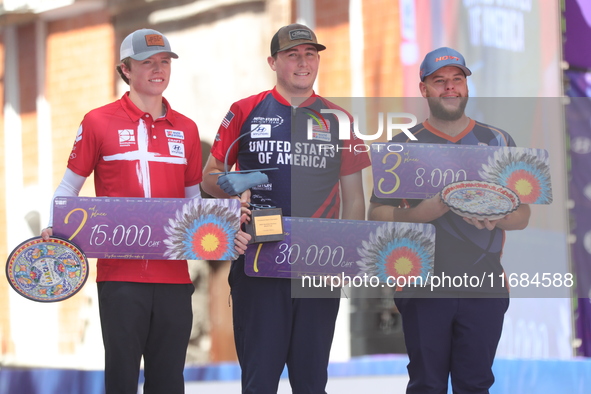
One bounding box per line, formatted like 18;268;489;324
120;92;174;125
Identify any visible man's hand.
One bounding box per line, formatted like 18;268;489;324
239;189;252;225
422;193;450;219
216;172;268;196
41;227;53;241
231;189;252;254
462;216;501;231
234;230;252;255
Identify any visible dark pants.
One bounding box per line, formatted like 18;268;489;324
97;282;194;394
229;258;340;394
395;296;509;394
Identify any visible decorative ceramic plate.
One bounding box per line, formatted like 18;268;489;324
5;237;88;302
440;180;521;221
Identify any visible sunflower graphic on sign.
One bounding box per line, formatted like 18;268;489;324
478;147;552;204
163;199;239;261
356;222;435;284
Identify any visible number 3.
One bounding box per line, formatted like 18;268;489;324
378;152;402;195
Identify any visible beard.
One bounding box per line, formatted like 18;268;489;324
427;96;468;121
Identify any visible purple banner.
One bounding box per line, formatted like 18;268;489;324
52;197;240;261
566;70;591;356
371;143;552;204
565;0;591;69
244;217;435;281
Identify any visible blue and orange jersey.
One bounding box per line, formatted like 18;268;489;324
371;119;516;293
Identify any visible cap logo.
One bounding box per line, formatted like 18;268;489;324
145;34;165;47
435;55;460;62
289;29;312;41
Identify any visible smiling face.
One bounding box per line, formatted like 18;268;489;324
268;44;320;99
120;53;172;99
420;65;469;121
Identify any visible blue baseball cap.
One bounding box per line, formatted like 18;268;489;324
419;47;472;81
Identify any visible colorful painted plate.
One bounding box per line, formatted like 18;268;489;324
440;180;521;221
5;237;89;302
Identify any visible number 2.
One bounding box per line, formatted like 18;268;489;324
64;208;88;241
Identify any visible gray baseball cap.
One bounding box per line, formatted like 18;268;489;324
119;28;179;61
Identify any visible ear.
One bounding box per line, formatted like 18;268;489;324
120;62;131;79
419;81;427;98
267;56;276;71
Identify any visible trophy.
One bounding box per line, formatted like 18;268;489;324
212;128;284;244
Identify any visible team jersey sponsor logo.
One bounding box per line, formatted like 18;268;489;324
168;141;185;157
165;129;185;140
306;112;331;142
304;109;333;143
118;129;136;146
251;124;272;138
311;118;330;132
75;125;83;143
70;125;83;159
305;110;330;132
252;183;272;191
252;115;284;128
310;131;331;142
